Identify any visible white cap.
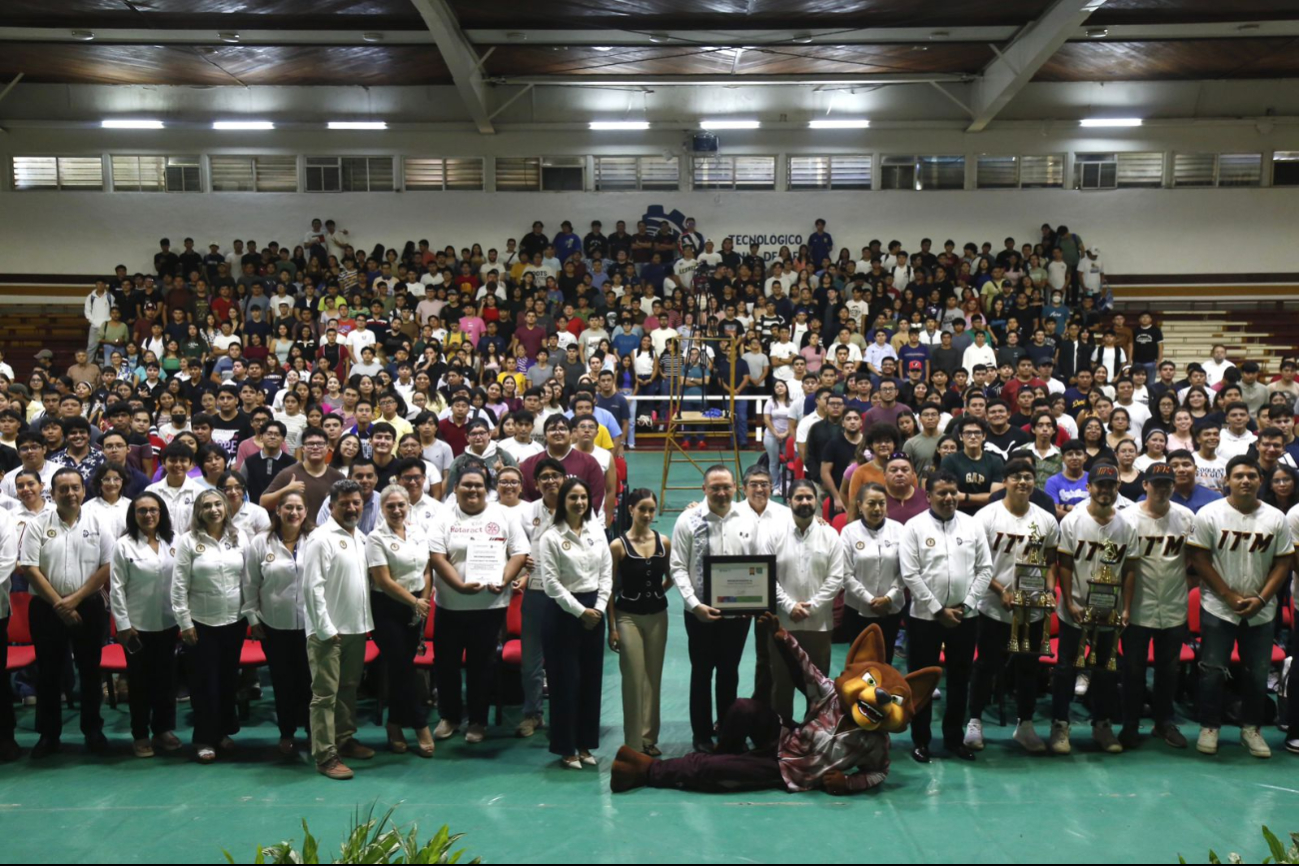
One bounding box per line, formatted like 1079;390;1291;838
1088;246;1101;256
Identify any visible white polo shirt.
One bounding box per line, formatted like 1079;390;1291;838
840;517;906;617
366;520;431;595
302;517;373;639
243;532;307;631
110;533;178;632
0;508;18;618
171;527;249;630
899;509;993;621
146;476;206;536
19;507;112;598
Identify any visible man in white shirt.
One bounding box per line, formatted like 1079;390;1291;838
1188;456;1294;759
1051;463;1140;757
83;280;114;356
1119;464;1193;750
1113;378;1151;441
147;441;206;532
2;433;59;502
669;465;758;753
1077;246;1105;298
1192;423;1228;492
19;467;113;757
303;478;376;779
763;263;786;298
759;479;845;720
900;470;992;762
697;240;722;271
733;465;791;701
673;246;699;286
1201;344;1235;389
1217;402;1258;460
767;326;799;385
966;459;1059;755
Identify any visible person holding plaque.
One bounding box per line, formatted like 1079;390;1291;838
840;483;906;664
966;458;1060;754
1051;462;1140;756
428;465;529;744
733;464;790;709
513;459;566;739
1119;463;1193;750
899;470;993;763
669;464;759;754
536;478;613;769
1187;456;1294;758
760;479;846;721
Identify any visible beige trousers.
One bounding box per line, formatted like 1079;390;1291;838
615;610;668;750
307;633;368;765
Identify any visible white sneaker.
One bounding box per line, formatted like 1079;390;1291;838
1049;721;1072;755
1074;672;1090;697
1240;726;1271;759
464;723;487;744
433;719;459;740
1196;726;1220;755
963;719;985;751
1013;720;1046;753
1092;721;1123;754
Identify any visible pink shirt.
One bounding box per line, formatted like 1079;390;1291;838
460;315;486;347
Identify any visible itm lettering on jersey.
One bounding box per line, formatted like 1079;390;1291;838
1071;540;1128;561
989;531;1026;554
1140;535;1186;557
1216;530;1275;553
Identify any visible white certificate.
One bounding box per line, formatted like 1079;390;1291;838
465;539;507;586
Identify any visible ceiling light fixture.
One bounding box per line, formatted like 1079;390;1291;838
71;30;95;41
700;119;760;130
101;119;164;129
648;32;671;44
1086;27;1108;38
217;31;241;43
361;32;384;43
589;121;650;130
213;120;275;130
1079;117;1143;127
808;119;870;129
327;121;388;130
791;33;813;44
593;46;613;51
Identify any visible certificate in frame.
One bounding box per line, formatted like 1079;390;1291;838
702;555;777;616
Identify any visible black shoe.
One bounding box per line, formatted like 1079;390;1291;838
31;737;61;759
0;739;21;762
692;739;716;754
911;746;931;763
85;733;110;755
1118;727;1142;750
948;744;977;762
1154;724;1188;749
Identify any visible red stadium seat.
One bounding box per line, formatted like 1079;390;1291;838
831;512;848;533
413;612;436;669
5;592;36;673
496;591;526;725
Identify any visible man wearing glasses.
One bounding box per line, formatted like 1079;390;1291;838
940;416;1006;516
260;427;345;518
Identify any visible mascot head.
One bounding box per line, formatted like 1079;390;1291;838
834;624;942;734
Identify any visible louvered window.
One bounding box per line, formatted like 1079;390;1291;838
210;156;298;192
692;155;775;190
788;155;871;190
112;155;203;192
976;155;1018;189
595;156;679;191
916;155;965;190
404;157;484;191
1217;153;1262;187
1116;152;1163;188
12;156;103;190
1019;154;1064;188
305;156;393;192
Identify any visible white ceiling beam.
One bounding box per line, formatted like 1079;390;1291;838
496;74;973;86
407;0;494;135
966;0;1108;133
5;20;1299;46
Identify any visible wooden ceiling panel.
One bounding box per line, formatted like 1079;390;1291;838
0;43;451;86
484;43;994;76
451;0;1053;30
1036;38;1299;80
0;0;422;30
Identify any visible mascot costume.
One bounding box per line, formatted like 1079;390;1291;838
612;615;941;795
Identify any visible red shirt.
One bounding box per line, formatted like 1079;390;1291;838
438;417;469;456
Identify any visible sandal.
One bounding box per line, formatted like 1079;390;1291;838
196;745;217;764
560;756;583;770
413;728;435;759
386;724;408;754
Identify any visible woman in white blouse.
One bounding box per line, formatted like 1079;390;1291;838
536;477;612;770
85;462;131;540
839;483;907;664
366;484;435;758
171;488;248;764
109;492;182;759
219;471;271;538
428;466;529;744
244;491;314;757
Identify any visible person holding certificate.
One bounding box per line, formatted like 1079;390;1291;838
366;484;436;758
760;479;846;721
428;465;529;744
669;464;759;754
537;478;613;769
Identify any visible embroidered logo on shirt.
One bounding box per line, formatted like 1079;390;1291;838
339;540;348;549
562;541;572;550
390;542;400;551
266;553;275;562
170;547;176;555
532;517;541;526
46;529;56;537
925;537;935;548
196;544;206;552
855;541;866;550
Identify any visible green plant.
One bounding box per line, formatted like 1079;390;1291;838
1178;826;1299;864
224;803;482;864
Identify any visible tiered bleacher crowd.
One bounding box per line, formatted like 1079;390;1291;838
0;213;1296;783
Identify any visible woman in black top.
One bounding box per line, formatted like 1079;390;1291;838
607;489;671;756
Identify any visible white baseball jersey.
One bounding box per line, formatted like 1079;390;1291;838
1057;507;1141;628
975;500;1060;625
1126;502;1194;629
1190;498;1294;627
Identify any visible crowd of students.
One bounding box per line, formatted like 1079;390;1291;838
0;213;1296;782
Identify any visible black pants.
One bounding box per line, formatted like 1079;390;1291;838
683;613;750;743
371;592;428;730
30;595;107;740
1052;623;1119;723
0;617;13;740
187;619;245;746
434;606;504;727
125;627;179;740
907;614;977;749
1121;623;1185;729
260;624;311;739
970;615;1045;723
541;592;603;757
840;607;902;666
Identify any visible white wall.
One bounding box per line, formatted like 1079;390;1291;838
1;122;1297;277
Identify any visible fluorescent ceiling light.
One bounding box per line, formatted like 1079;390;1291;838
589;121;650;130
101;119;164;129
700;120;760;130
328;121;388;130
808;119;870;129
213;121;275;130
1079;118;1142;127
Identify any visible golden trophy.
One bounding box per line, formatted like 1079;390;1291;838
1074;539;1122;671
1007;522;1054;656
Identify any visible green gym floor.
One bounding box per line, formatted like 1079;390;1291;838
2;452;1295;864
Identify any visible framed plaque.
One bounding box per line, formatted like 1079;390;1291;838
703;555;777;616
